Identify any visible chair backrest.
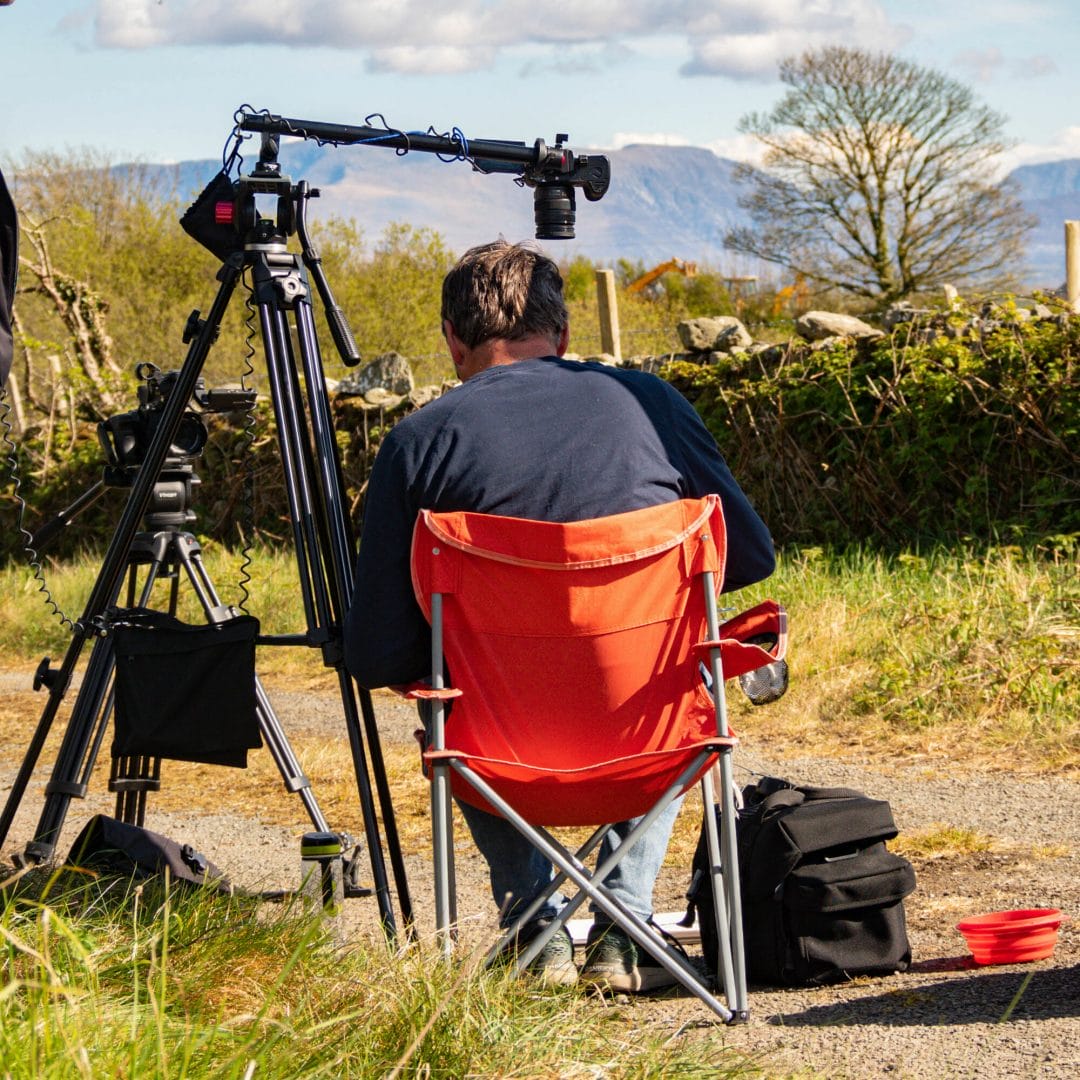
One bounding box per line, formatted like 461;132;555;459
410;495;736;825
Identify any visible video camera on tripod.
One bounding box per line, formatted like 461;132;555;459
95;363;256;531
99;362;255;475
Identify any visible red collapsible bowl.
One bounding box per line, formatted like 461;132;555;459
956;908;1066;965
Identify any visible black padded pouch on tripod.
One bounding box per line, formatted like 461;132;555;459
111;610;262;767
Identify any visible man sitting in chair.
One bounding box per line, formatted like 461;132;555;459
344;240;775;990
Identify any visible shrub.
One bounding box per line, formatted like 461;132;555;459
663;304;1079;546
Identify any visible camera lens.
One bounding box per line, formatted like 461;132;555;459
172;413;208;457
533;183;576;240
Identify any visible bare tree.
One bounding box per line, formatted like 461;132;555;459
18;215;126;416
724;47;1035;303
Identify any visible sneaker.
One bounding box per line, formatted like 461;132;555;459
510;918;578;986
580;923;680;993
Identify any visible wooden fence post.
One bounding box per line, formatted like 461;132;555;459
1066;221;1080;313
595;268;621;362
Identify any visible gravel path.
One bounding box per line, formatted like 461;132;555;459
2;681;1076;1079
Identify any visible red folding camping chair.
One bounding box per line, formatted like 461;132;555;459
406;494;786;1023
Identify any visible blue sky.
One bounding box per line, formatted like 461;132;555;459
2;1;1077;172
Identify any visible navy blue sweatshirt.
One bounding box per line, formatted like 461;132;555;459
344;357;775;688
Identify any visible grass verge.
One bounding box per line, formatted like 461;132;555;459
725;540;1079;774
0;869;759;1079
1;538;1075;774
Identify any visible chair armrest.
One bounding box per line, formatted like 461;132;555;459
395;683;464;701
695;638;778;681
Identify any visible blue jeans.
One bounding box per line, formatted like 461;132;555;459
457;795;683;928
418;699;682;928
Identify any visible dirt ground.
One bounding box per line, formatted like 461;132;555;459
1;672;1077;1079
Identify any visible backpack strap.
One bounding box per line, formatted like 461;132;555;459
795;785;866;801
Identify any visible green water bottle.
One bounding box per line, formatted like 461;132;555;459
300;831;344;912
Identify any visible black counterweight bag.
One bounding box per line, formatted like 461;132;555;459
686;776;916;986
66;814;232;893
110;610;262;767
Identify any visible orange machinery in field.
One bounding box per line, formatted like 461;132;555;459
626;258;698;293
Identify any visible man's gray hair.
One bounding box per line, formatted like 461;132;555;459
441;240;568;349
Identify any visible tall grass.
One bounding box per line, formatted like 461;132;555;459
725;540;1079;771
0;871;757;1078
0;543;1073;1074
0;539;1076;770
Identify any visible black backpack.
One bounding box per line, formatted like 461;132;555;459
686;776;916;986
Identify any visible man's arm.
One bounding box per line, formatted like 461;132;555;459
665;385;776;591
343;433;431;689
0;165;17;390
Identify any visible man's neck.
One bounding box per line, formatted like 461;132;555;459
460;333;560;379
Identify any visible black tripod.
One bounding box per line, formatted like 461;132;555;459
0;158;413;936
1;108;611;940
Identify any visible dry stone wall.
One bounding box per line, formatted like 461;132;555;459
332;299;1073;409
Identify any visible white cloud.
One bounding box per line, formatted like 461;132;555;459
705;132;768;164
367;45;496;76
92;0;903;80
609;132;694;150
602;130;766;165
954;47;1059;84
1000;126;1080;171
681;2;902;78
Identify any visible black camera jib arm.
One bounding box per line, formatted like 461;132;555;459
235;110;610;241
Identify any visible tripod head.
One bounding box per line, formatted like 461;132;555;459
180;139;296;264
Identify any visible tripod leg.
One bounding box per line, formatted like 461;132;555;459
172;536;336;834
252;680;331;833
291;287;416;935
18;538;175;861
12;631;116;864
354;685;415;932
251;278;405;936
110;755;160;826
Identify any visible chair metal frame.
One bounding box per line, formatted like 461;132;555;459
409;498;783;1024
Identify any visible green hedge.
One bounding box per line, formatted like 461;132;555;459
3;309;1077;560
662;310;1079;547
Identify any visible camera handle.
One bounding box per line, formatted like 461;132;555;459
0;212;414;939
25;480;108;554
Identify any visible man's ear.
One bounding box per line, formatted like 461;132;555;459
443;320;467;369
555;323;570;357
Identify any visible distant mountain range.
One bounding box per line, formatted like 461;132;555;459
1006;159;1080;288
165;142;1080;290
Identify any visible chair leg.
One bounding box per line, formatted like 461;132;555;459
431;759;455;957
716;746;748;1016
503;759;708;972
484;824;609;969
701;571;750;1020
454;761;737;1024
428;593;457;955
702;769;738;1003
